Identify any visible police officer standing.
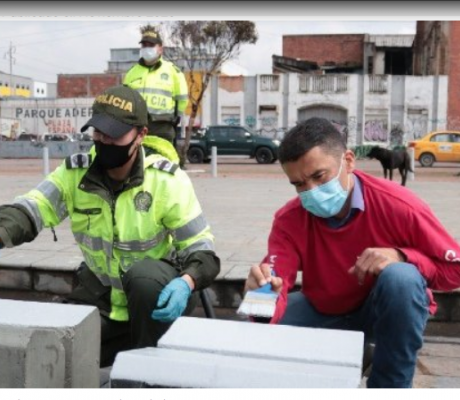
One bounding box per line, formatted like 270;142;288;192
124;24;188;144
0;85;219;367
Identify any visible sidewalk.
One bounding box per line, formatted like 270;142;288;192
1;166;460;387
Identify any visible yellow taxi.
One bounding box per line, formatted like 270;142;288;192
408;130;460;167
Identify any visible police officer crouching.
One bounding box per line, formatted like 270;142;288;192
0;85;220;367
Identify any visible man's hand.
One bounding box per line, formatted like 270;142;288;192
348;248;405;285
244;263;283;293
151;276;193;323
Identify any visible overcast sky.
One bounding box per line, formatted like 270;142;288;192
0;19;416;83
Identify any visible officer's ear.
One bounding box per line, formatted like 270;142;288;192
137;126;148;140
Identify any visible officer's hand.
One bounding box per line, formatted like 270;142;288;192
348;247;405;285
151;277;192;323
244;263;283;293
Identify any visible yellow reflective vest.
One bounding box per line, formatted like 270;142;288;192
123;58;188;123
14;139;214;321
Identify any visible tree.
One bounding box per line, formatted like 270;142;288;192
166;21;258;164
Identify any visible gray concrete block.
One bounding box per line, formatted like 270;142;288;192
33;271;75;295
0;299;100;388
159;317;364;369
110;347;361;388
0;268;32;290
0;327;66;388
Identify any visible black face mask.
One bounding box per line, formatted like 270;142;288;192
94;137;137;170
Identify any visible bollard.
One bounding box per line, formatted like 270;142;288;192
211;146;217;178
408;147;415;181
43;146;50;176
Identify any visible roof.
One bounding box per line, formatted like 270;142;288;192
367;34;415;48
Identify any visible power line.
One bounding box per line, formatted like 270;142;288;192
0;21;121;41
0;22;133;50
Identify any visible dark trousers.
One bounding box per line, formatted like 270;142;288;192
66;259;197;367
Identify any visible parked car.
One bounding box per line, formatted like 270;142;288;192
74;133;92;141
16;133;39;141
184;125;280;164
43;134;69;142
408;130;460;167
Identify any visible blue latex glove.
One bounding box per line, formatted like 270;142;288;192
151;277;192;323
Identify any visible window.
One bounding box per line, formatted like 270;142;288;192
210;127;227;140
221;106;241;126
260;75;280;91
228;127;246;140
431;134;450;143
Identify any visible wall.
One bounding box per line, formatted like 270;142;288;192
33;82;48;98
205;73;448;147
283;34;364;67
57;74;122;98
0;97;94;135
447;22;460;129
217;76;245;125
0;141;92;159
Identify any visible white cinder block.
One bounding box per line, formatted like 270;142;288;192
111;316;364;388
159;317;364;368
110;348;362;388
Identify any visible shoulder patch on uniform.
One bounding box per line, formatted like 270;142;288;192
65;153;93;169
149;159;179;175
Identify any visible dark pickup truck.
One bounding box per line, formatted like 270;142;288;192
185;125;280;164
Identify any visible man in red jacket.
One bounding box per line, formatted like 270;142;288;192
244;117;460;388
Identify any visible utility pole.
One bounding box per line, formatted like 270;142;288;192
4;41;16;97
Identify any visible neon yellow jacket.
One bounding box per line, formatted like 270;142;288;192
123;58;188;123
12;139;215;321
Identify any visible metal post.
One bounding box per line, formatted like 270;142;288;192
408;147;415;181
211;146;217;178
43;146;50;176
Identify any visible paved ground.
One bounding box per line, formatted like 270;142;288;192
1;157;460;388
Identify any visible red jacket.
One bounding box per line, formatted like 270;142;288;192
266;170;460;324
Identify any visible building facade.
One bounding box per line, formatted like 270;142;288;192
413;21;460;130
205;73;447;147
0;71;33;98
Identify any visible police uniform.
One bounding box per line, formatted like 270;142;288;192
0;86;219;367
123;29;188;143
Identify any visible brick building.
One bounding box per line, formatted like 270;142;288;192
277;34;413;75
282;34;365;72
57;73;123;98
413;21;460;130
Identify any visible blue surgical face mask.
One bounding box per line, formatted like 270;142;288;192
299;156;350;218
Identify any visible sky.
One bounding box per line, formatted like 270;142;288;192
0;19;417;83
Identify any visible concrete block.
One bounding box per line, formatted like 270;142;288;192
160;317;363;368
0;268;32;290
111;317;363;388
110;347;361;388
0;299;100;388
0;326;66;388
33;271;75;295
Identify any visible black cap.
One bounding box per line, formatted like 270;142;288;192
139;29;162;45
81;85;148;139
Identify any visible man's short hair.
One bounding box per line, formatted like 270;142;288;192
279;117;347;164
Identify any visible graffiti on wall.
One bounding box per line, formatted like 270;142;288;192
222;116;240;126
245;115;256;128
364;120;388;142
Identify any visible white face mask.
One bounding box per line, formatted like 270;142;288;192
140;47;159;63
